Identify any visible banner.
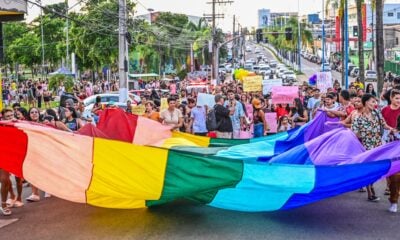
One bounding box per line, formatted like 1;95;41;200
262;79;282;95
197;93;215;108
265;112;278;133
243;76;263;92
271;86;298;104
131;105;146;116
160;98;168;111
316;72;333;93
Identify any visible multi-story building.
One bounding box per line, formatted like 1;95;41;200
270;12;298;27
335;2;400;51
258;9;271;28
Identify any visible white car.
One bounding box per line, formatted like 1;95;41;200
277;68;288;78
244;63;254;71
219;65;227;74
83;93;140;111
321;63;331;72
365;70;377;79
259;66;272;76
282;70;297;84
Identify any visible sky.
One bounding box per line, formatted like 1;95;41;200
25;0;323;31
25;0;400;31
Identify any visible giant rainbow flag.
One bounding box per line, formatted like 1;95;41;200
0;110;399;212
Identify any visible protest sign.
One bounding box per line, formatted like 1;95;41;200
160;98;168;111
262;79;282;95
131;105;146;115
271;86;298;104
265;112;278;133
316;72;333;93
243;76;263;92
197;93;215;108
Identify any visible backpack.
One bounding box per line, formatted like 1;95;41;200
206;106;219;131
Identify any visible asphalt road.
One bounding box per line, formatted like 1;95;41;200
0;180;398;240
249;42;355;85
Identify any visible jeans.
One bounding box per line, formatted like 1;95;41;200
254;123;264;138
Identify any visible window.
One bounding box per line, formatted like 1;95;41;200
388;12;394;17
397;12;400;19
397;37;399;46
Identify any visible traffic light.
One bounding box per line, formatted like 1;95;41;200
256;29;263;43
353;26;358;37
285;27;292;41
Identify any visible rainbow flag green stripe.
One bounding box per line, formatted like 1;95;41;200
147;150;243;207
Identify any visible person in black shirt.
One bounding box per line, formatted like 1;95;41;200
214;94;234;139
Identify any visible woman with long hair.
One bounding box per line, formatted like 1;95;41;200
277;115;293;132
365;83;376;97
43;109;71;132
252;98;268;138
144;101;160;122
15;107;29;120
352;94;397;202
63;107;84;131
289;98;308;127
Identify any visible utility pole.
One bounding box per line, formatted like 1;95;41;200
118;0;128;103
206;0;234;81
322;0;325;70
40;0;45;81
65;0;69;69
344;0;349;88
232;15;235;64
297;0;301;73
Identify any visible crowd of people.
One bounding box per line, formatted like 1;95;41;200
1;70;400;216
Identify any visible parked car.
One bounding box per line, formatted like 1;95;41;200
348;64;357;76
321;63;331;72
82;93;140;118
83;93;140;109
365;70;377;79
350;67;359;77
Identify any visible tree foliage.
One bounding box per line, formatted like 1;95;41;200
4;1;219;77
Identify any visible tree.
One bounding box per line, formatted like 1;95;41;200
375;0;384;92
3;22;29;70
7;32;41;77
356;0;365;84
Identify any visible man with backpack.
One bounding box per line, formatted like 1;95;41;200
210;94;234;139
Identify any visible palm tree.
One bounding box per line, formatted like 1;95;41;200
374;0;384;92
356;0;365;84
